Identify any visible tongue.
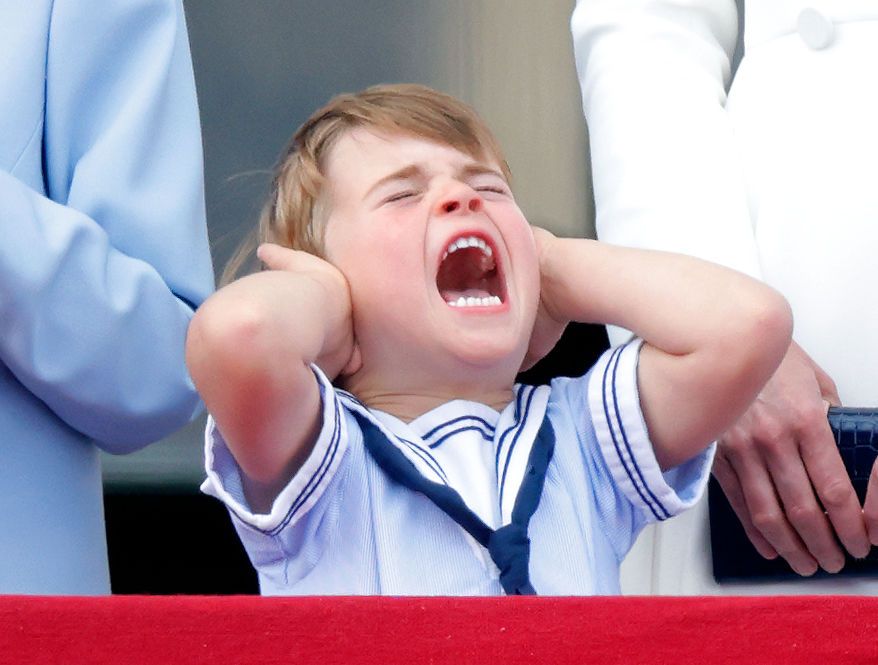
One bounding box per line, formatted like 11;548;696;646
436;247;499;302
442;287;493;301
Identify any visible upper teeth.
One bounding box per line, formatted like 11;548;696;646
442;236;492;261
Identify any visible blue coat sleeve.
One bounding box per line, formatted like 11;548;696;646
0;0;214;453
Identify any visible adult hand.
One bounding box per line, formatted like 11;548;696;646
711;341;871;575
862;461;878;546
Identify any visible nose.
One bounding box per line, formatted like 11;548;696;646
435;182;483;216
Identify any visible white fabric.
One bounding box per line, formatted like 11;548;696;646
202;341;714;595
573;0;878;594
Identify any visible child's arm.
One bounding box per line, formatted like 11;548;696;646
532;228;792;470
186;244;358;513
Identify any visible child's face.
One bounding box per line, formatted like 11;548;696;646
322;128;540;390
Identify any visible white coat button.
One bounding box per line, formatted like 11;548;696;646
797;8;834;50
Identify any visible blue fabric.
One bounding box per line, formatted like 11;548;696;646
0;0;214;594
203;344;715;595
492;415;556;594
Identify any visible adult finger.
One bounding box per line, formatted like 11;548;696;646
807;351;841;406
721;428;819;576
723;432;818;576
769;345;863;560
712;451;778;559
762;436;847;573
863;460;878;545
798;411;870;559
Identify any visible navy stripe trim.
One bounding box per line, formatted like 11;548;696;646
427;424;495;449
338;393;449;485
498;386;537;510
422;415;496;440
259;389;343;537
600;346;659;518
609;344;669;519
600;345;669;521
495;385;528;480
272;394;344;535
397;436;450;483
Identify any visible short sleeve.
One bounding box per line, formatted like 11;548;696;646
200;365;349;535
586;340;715;523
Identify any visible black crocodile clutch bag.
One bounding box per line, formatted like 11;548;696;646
710;407;878;581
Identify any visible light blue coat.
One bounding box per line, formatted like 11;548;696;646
0;0;214;593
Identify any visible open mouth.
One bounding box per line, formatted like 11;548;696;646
436;234;505;308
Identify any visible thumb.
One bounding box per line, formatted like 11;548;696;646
814;365;841;407
794;342;841;406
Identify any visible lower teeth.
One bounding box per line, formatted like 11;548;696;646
448;295;502;307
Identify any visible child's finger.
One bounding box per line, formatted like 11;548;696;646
257;243;306;271
256;242;287;269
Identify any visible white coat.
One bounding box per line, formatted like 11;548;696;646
573;0;878;594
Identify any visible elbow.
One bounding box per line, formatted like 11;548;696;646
186;296;279;389
740;288;794;379
710;286;793;402
655;289;792;467
185;293;298;421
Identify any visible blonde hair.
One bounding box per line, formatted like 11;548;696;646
222;83;510;283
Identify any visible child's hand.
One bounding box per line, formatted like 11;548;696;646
257;243;361;380
257;242;346;295
521;227;568;371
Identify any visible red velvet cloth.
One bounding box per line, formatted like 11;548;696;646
2;595;876;664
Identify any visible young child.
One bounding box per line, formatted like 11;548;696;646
189;84;792;595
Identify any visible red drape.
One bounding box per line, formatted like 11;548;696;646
2;595;876;664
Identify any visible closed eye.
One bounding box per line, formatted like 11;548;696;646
476;185;508;194
383;190;420;204
469;172;511;197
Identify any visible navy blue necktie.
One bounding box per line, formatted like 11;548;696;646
352;410;555;595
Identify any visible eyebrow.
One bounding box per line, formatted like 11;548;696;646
365;165;422;199
365;162;507;199
459;163;506;181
